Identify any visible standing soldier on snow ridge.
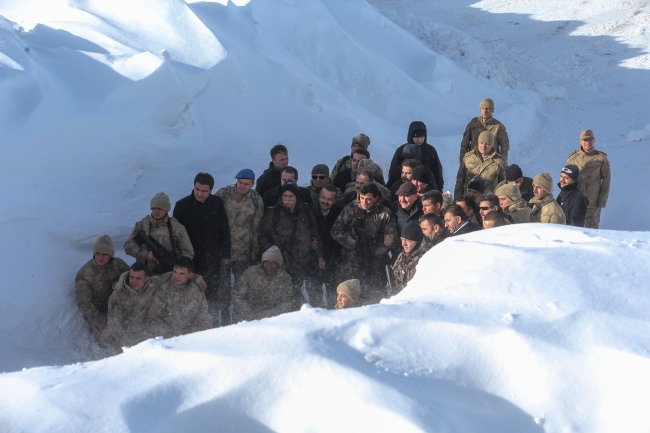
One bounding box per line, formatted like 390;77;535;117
460;97;510;163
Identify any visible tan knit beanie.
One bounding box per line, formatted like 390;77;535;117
261;245;283;266
480;98;495;111
352;133;370;150
337;279;361;304
495;183;522;202
533;172;554;194
477;131;495;146
150;192;171;212
93;234;115;257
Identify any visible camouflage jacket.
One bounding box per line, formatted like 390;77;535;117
460;116;510;163
75;257;130;333
566;148;611;208
231;264;296;323
124;214;194;274
504;199;532;224
455;148;506;198
392;241;428;290
331;200;397;265
529;194;566;224
146;278;212;337
306;184;345;208
215;185;265;261
331;155;386;185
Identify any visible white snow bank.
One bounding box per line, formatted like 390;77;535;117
2;225;649;433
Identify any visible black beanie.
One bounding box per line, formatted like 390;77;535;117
561;164;580;182
411;166;430;183
467;176;485;193
401;222;424;243
280;181;301;201
505;164;523;182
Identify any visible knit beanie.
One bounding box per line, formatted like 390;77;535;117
411;166;430;183
150;192;171;212
505;164;523;182
337;279;361;304
261;245;283;266
467;176;485;194
580;130;595;140
477;131;495;146
561;164;580;182
311;164;329;177
533;172;554;194
352;133;370;150
495;183;522;203
401;222;424;243
480;98;495;111
280;181;300;200
93;234;115;257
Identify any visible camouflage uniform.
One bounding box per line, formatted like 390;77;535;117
503;200;532;223
566;148;611;228
75;256;130;346
306;184;345;208
455;148;506;198
231;264;297;323
214;185;265;284
331;157;386;186
331;200;397;305
529;194;566;224
146;277;213;338
124;215;194;275
392;241;428;293
344;181;392;204
460;116;510;163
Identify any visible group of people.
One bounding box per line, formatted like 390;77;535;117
75;97;611;350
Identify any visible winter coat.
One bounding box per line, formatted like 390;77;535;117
387;121;444;191
390;201;424;237
214;185;265;262
566;148;611;209
231;264;296;323
455;148;506;198
173;192;231;275
422;231;449;251
311;203;344;264
503;199;532;224
331;157;386;188
146;277;212;337
75;257;130;335
453;221;482;236
124;214;194;275
263;184;313;208
392;241;428;290
306;184;345;208
255;162;282;199
495;177;534;203
529;194;566;224
460;116;510;163
556;182;589;227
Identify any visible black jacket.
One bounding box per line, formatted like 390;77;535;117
389;201;424;236
263;184;313;208
255;162;282;199
387;121;444;191
453;221;482;236
556;182;589;227
311;203;344;262
173;192;231;272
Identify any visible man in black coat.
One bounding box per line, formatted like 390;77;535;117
173;172;231;311
255;144;289;199
387;121;444;192
443;204;481;236
557;164;589;227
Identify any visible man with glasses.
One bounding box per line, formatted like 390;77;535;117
566;130;611;228
307;164;344;207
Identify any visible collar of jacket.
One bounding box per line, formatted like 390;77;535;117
357;199;382;214
148;214;170;226
529;194;555;207
559;182;579;192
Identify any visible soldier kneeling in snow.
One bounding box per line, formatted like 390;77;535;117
335;279;361;309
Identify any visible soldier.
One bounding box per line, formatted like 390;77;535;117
495;164;534;203
529;172;566;224
419;213;448;250
566;130;611;228
259;182;324;304
331;133;371;181
331;182;397;305
263;166;313;208
124;192;194;275
232;246;297;322
255;143;289;199
343;169;391;205
387;121;444;192
173;172;230;311
392;222;428;292
421;190;445;216
495;183;531;223
75;235;130;347
557;164;589;227
214;169;265;287
482;211;511;229
455;131;506;199
146;257;213;338
444;205;481;236
333;148;370;192
460;97;510;163
390;182;423;239
306;164;344;207
389;159;422;200
335;279;361;309
311;184;344;300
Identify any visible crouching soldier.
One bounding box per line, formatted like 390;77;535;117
335;279;361;309
75;235;130;347
231;246;296;322
124;192;194;275
392;222;428;292
146;257;213;338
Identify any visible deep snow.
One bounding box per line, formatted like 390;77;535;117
0;0;649;431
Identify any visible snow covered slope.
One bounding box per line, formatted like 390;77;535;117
2;225;650;433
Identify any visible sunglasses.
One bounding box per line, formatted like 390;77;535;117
581;138;594;142
312;175;327;180
479;206;494;211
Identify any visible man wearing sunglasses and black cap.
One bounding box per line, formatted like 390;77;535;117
307;164;344;207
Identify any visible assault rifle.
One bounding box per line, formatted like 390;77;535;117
134;230;176;273
385;265;396;296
